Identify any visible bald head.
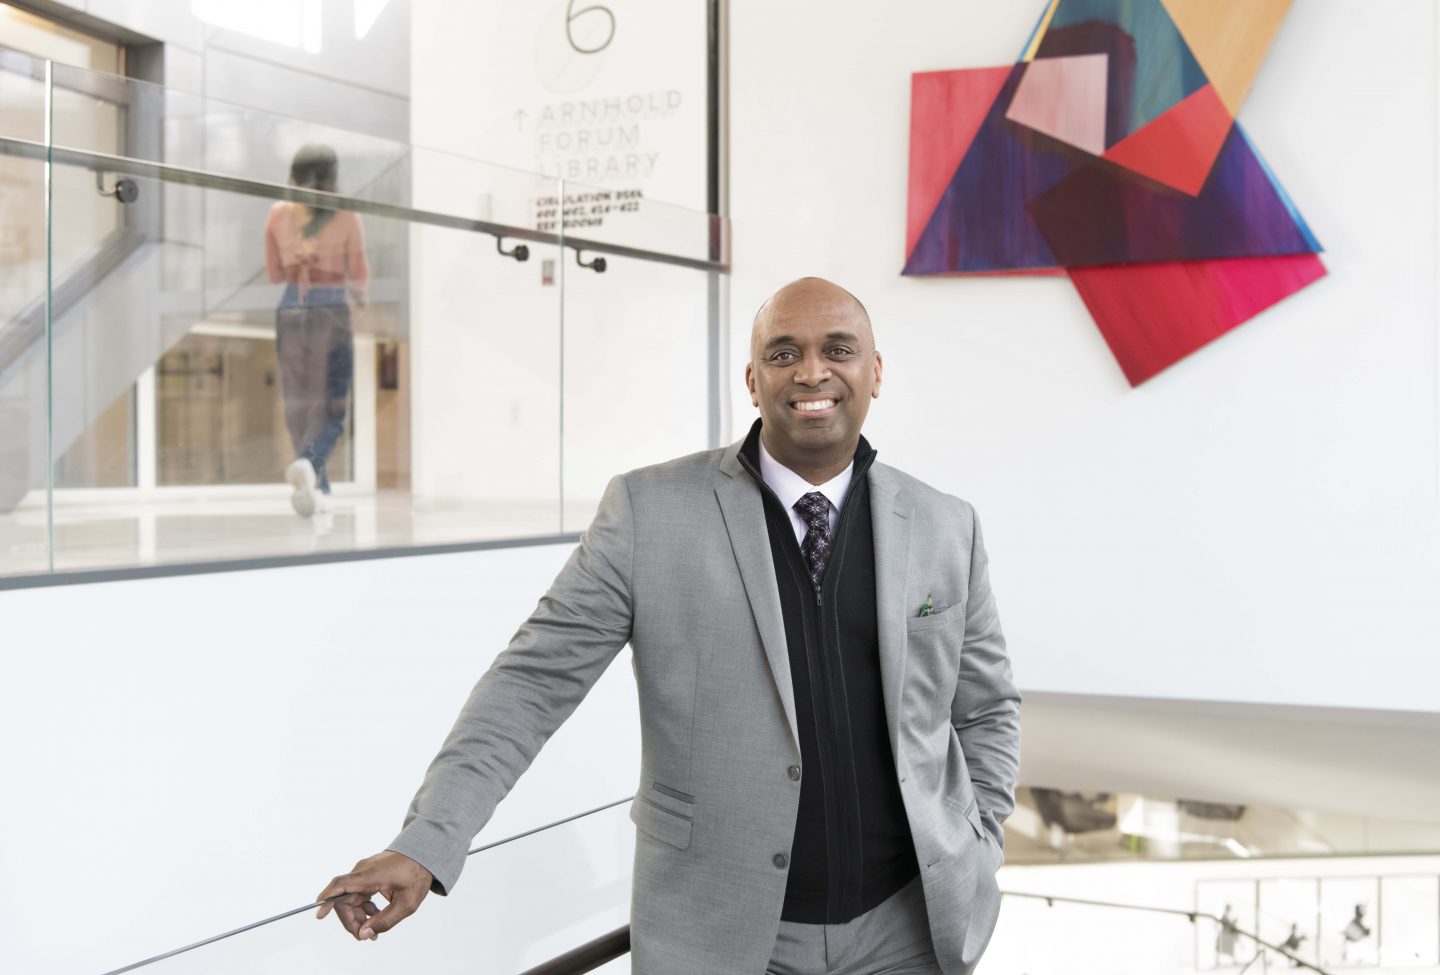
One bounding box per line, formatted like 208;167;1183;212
744;277;883;483
750;277;874;362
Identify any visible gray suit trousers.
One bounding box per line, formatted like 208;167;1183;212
768;877;941;975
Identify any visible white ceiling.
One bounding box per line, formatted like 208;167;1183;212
1018;691;1440;829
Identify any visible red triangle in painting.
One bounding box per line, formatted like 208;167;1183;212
907;66;1012;259
1069;253;1327;386
1101;83;1234;196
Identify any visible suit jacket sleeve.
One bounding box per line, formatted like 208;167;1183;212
387;475;636;894
950;503;1021;848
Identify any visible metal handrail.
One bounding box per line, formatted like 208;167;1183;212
0;136;730;274
1003;890;1332;975
517;927;630;975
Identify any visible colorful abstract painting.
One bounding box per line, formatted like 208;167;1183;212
905;0;1324;386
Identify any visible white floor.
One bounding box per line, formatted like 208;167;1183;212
0;489;602;577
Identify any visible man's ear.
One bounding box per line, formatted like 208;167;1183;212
872;350;883;399
745;362;759;407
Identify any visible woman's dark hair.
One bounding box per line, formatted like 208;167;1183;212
289;144;339;238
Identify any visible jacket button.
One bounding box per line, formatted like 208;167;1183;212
773;853;788;869
788;765;801;781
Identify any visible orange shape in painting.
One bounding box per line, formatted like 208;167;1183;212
1161;0;1293;115
1022;0;1062;62
1004;52;1110;157
906;66;1012;259
1102;83;1234;196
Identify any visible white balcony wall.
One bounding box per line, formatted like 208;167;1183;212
0;543;640;974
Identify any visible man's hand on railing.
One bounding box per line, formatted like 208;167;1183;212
315;851;433;941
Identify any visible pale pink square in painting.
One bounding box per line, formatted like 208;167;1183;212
1004;52;1109;157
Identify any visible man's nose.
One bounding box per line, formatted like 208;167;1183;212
794;354;831;386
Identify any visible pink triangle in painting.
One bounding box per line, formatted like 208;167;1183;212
907;66;1011;260
1004;53;1109;156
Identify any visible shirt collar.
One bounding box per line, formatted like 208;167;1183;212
758;439;855;516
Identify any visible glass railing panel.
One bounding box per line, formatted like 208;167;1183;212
990;864;1440;975
402;159;566;546
43;59;122;278
555;175;725;272
0;45;46;138
1378;875;1440;967
45;799;636;975
0;46;50;573
0;52;727;580
0;47;48;327
988;890;1203;975
47;59;413;210
39;145;562;572
559;177;722;533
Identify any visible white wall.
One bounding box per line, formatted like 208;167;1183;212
728;0;1440;714
0;544;639;975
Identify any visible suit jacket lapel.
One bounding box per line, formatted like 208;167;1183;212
715;442;800;751
869;463;912;759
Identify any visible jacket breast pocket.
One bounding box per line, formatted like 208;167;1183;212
629;784;694;850
905;601;964;635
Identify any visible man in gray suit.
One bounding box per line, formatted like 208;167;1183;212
317;277;1021;974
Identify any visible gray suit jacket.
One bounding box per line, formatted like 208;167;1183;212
389;437;1021;975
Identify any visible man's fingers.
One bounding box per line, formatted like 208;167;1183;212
317;854;431;939
357;893;419;940
316;872;378;905
335;899;369;939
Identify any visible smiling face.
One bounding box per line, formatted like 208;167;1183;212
745;278;883;483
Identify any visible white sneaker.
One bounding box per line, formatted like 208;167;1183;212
286;458;317;517
313;491;333;514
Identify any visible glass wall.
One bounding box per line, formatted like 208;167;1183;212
0;49;728;579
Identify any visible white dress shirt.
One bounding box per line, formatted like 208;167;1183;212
758;440;855;545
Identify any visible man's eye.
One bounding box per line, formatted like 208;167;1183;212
828;347;855;357
771;351;797;362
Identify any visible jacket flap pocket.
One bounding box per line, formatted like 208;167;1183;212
630;794;693;850
964;799;986;842
945;791;986;842
646;780;696;819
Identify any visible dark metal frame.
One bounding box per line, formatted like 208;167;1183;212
518;927;630;975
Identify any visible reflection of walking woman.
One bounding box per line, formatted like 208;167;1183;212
265;145;369;517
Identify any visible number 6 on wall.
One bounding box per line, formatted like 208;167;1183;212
566;0;615;54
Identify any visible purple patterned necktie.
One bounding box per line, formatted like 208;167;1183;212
793;491;833;588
